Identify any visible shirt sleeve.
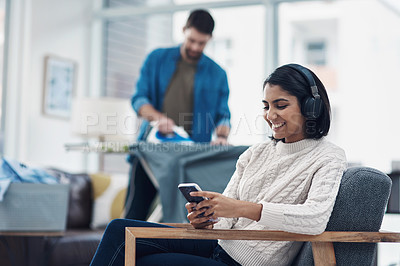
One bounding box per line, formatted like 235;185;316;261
131;51;155;114
215;71;231;129
258;150;347;235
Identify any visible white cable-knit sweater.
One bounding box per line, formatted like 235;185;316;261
214;138;347;266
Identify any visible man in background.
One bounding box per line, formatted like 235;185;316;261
125;9;231;220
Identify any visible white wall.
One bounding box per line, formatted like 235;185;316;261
4;0;98;172
337;0;400;172
279;0;400;173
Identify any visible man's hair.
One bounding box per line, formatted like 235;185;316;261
185;9;215;35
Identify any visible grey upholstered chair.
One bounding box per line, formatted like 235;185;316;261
292;166;392;265
125;167;394;266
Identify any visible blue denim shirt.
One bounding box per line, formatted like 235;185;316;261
132;46;231;143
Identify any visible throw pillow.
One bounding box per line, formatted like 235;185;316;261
89;173;128;229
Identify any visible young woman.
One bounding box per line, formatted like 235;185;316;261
90;64;347;266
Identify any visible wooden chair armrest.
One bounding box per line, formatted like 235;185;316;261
125;225;400;266
161;223;193;228
128;226;400;242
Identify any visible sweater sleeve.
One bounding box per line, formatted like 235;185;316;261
213;145;254;229
258;149;347;235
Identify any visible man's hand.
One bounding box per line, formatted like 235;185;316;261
157;116;176;135
138;104;175;134
211;137;229;146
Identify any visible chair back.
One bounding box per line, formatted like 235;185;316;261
292;167;392;266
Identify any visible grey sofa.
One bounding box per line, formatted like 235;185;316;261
0;169;104;266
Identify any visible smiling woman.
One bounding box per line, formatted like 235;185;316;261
262;64;331;143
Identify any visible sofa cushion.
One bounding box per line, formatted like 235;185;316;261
46;168;93;229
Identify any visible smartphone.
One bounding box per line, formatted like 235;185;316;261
178;183;206;203
178;183;219;222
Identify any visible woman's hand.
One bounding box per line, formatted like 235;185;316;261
185;202;217;229
190;191;263;222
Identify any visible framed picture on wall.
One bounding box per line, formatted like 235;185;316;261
42;55;77;119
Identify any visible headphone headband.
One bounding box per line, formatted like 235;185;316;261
286;63;319;96
285;63;322;119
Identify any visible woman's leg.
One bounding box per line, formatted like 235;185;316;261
90;219;219;266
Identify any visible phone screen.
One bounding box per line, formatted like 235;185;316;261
178;184;205;203
178;183;219;222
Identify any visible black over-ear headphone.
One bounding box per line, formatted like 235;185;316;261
286;64;323;119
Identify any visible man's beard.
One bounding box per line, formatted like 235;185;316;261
185;48;202;61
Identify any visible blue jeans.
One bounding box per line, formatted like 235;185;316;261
90;219;241;266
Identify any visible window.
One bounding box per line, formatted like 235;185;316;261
102;0;173;98
0;0;8;155
279;0;400;173
306;41;326;66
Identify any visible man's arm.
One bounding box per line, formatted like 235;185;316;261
211;125;230;145
212;71;231;145
132;49;176;135
139;104;175;134
138;104;164;122
216;125;230;139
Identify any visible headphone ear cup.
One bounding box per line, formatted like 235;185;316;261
302;97;323;119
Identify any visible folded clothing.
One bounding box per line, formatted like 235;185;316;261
0;157;58;201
